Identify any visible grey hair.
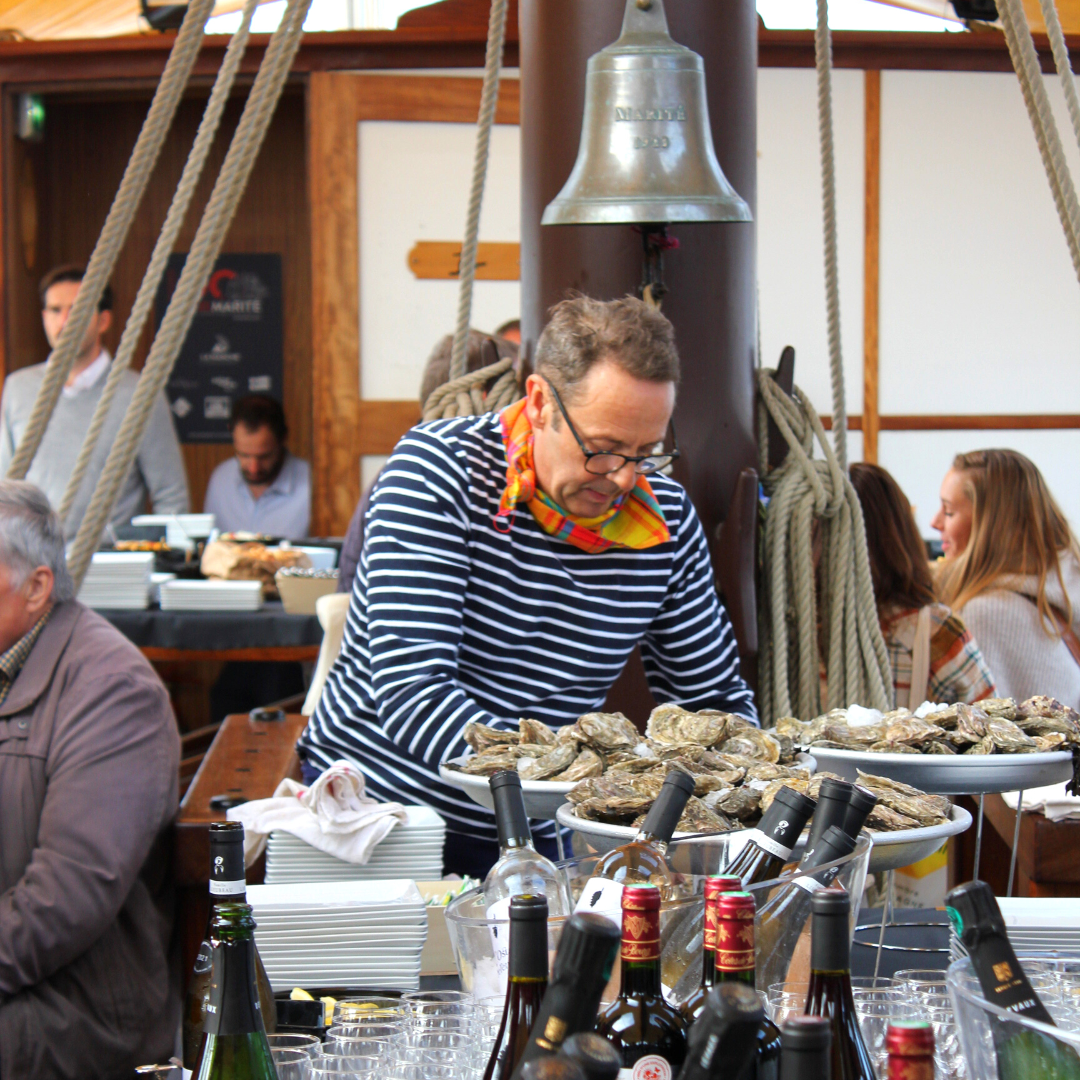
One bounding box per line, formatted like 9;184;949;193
0;481;75;602
534;294;680;402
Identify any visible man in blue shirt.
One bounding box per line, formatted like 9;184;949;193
204;395;310;538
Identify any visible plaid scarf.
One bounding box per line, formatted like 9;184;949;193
494;399;670;554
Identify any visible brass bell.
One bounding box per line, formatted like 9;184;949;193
542;0;752;226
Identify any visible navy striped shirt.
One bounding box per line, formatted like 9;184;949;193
299;413;756;842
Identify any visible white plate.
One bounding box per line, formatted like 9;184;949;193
807;746;1074;795
249;879;422;907
555;802;972;874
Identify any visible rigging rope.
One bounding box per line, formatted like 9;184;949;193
757;368;891;723
448;0;509;383
66;0;312;588
6;0;216;482
58;0;260;529
815;0;848;470
1038;0;1080;157
422;353;520;421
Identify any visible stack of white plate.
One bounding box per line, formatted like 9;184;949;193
159;579;263;611
78;552;154;609
951;897;1080;959
248;879;427;992
264;806;446;884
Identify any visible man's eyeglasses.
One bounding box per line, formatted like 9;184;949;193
546;380;680;477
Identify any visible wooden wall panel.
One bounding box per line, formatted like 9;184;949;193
3;88;311;516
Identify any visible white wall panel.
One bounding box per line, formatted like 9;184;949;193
358;119;521;402
757;67;865;419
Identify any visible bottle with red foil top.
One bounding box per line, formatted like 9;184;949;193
715;892;781;1080
596;885;688;1080
680;876;742;1024
887;1021;935;1080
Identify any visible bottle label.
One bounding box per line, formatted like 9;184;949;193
486;896;512;987
794;874;824;893
209;878;246;896
703;894;718;952
193;940;214;975
888;1060;934;1080
618;1054;673;1080
716;906;755;973
621;901;661;963
575;877;625;923
204;940;263;1036
741;827;793;861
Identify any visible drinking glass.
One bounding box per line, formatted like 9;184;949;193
854;999;901;1077
267;1033;321;1059
335;995;408;1023
323;1036;398;1061
767;980;808;1025
311;1055;382;1079
272;1048;314;1080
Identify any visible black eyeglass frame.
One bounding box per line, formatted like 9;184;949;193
545;379;680;477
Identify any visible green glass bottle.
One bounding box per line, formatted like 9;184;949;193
191;903;277;1080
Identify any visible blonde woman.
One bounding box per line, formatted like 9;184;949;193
932;449;1080;707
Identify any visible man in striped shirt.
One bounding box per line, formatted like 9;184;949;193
300;296;756;876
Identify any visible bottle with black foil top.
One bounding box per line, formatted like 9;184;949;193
778;1016;832;1080
484;894;550;1080
596;884;688;1079
680;876;742;1024
723;787;817;887
510;912;622;1078
674;983;765;1080
803;778;854;856
714;891;781;1079
558;1033;622;1080
947;879;1080;1080
191;903;276;1080
575;771;696;923
804;889;875;1080
183;822;276;1069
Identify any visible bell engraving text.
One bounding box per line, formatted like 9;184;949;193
614;106;687;123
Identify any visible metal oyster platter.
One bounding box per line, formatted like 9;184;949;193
807;746;1073;796
554;802;973;875
440;757;575;819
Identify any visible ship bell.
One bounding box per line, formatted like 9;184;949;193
542;0;752;227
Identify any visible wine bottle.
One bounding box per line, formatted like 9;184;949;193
183;822;276;1069
559;1033;622;1080
803;778;853;856
510;912;622;1077
680;876;742;1023
804;889;875;1080
754;825;861;992
521;1061;587;1080
486;771;573;919
191;902;276;1080
714;891;782;1080
946;880;1080;1080
596;884;688;1079
485;894;551;1080
887;1021;934;1080
675;983;765;1080
574;771;697;921
841;785;879;839
724;787;817;888
778;1016;831;1080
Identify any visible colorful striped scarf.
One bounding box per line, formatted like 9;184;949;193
494;398;670;554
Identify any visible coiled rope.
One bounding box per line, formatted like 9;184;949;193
58;0;260;529
6;0;217;482
757;368;891;723
422;352;519;421
66;0;312;588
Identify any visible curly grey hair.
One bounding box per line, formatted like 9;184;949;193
0;480;75;602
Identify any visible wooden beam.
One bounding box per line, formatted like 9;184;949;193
821;413;1080;431
863;69;881;465
408;240;520;280
357;400;422;456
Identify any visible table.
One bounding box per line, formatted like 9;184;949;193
99;601;323;662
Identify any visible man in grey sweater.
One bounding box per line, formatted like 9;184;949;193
0;265;188;538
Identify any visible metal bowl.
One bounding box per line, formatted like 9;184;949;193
438;758;575;819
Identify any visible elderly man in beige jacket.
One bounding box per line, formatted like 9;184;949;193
0;481;179;1079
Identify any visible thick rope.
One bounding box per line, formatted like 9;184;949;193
448;0;509;382
58;0;259;530
422;354;520;421
814;0;848;471
999;0;1080;283
1038;0;1080;155
757;368;891;723
66;0;312;588
6;0;216;482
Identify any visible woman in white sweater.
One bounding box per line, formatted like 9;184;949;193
932;449;1080;708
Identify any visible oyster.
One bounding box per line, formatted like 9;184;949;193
984;716;1038;753
979;698;1019;720
964;736;996;755
856;771;951;820
950;705;987;746
1035;733;1069;752
869;741;920;754
717;729;782;764
464;722;518;753
647;742;708;763
884;716;947;747
775;716;810;743
573;711;641;750
713;785;762;820
607;755;664;775
866;804;921;831
924;740;958;755
512;744;552;759
551;747;604;782
449;750;519;776
518;742;580;781
744;763;810;782
575;796;649;824
676;797;731;834
519;718;557;746
922;704;960;730
646;703;730;747
772;732;797;764
1019;696;1080;723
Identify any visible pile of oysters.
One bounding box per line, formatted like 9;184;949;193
446;704;949;834
783;695;1080;757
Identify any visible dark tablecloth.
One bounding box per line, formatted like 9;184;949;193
852;907;951;977
98;601;322;651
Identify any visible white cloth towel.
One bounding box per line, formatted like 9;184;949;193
1001;782;1080;822
227;759;409;866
